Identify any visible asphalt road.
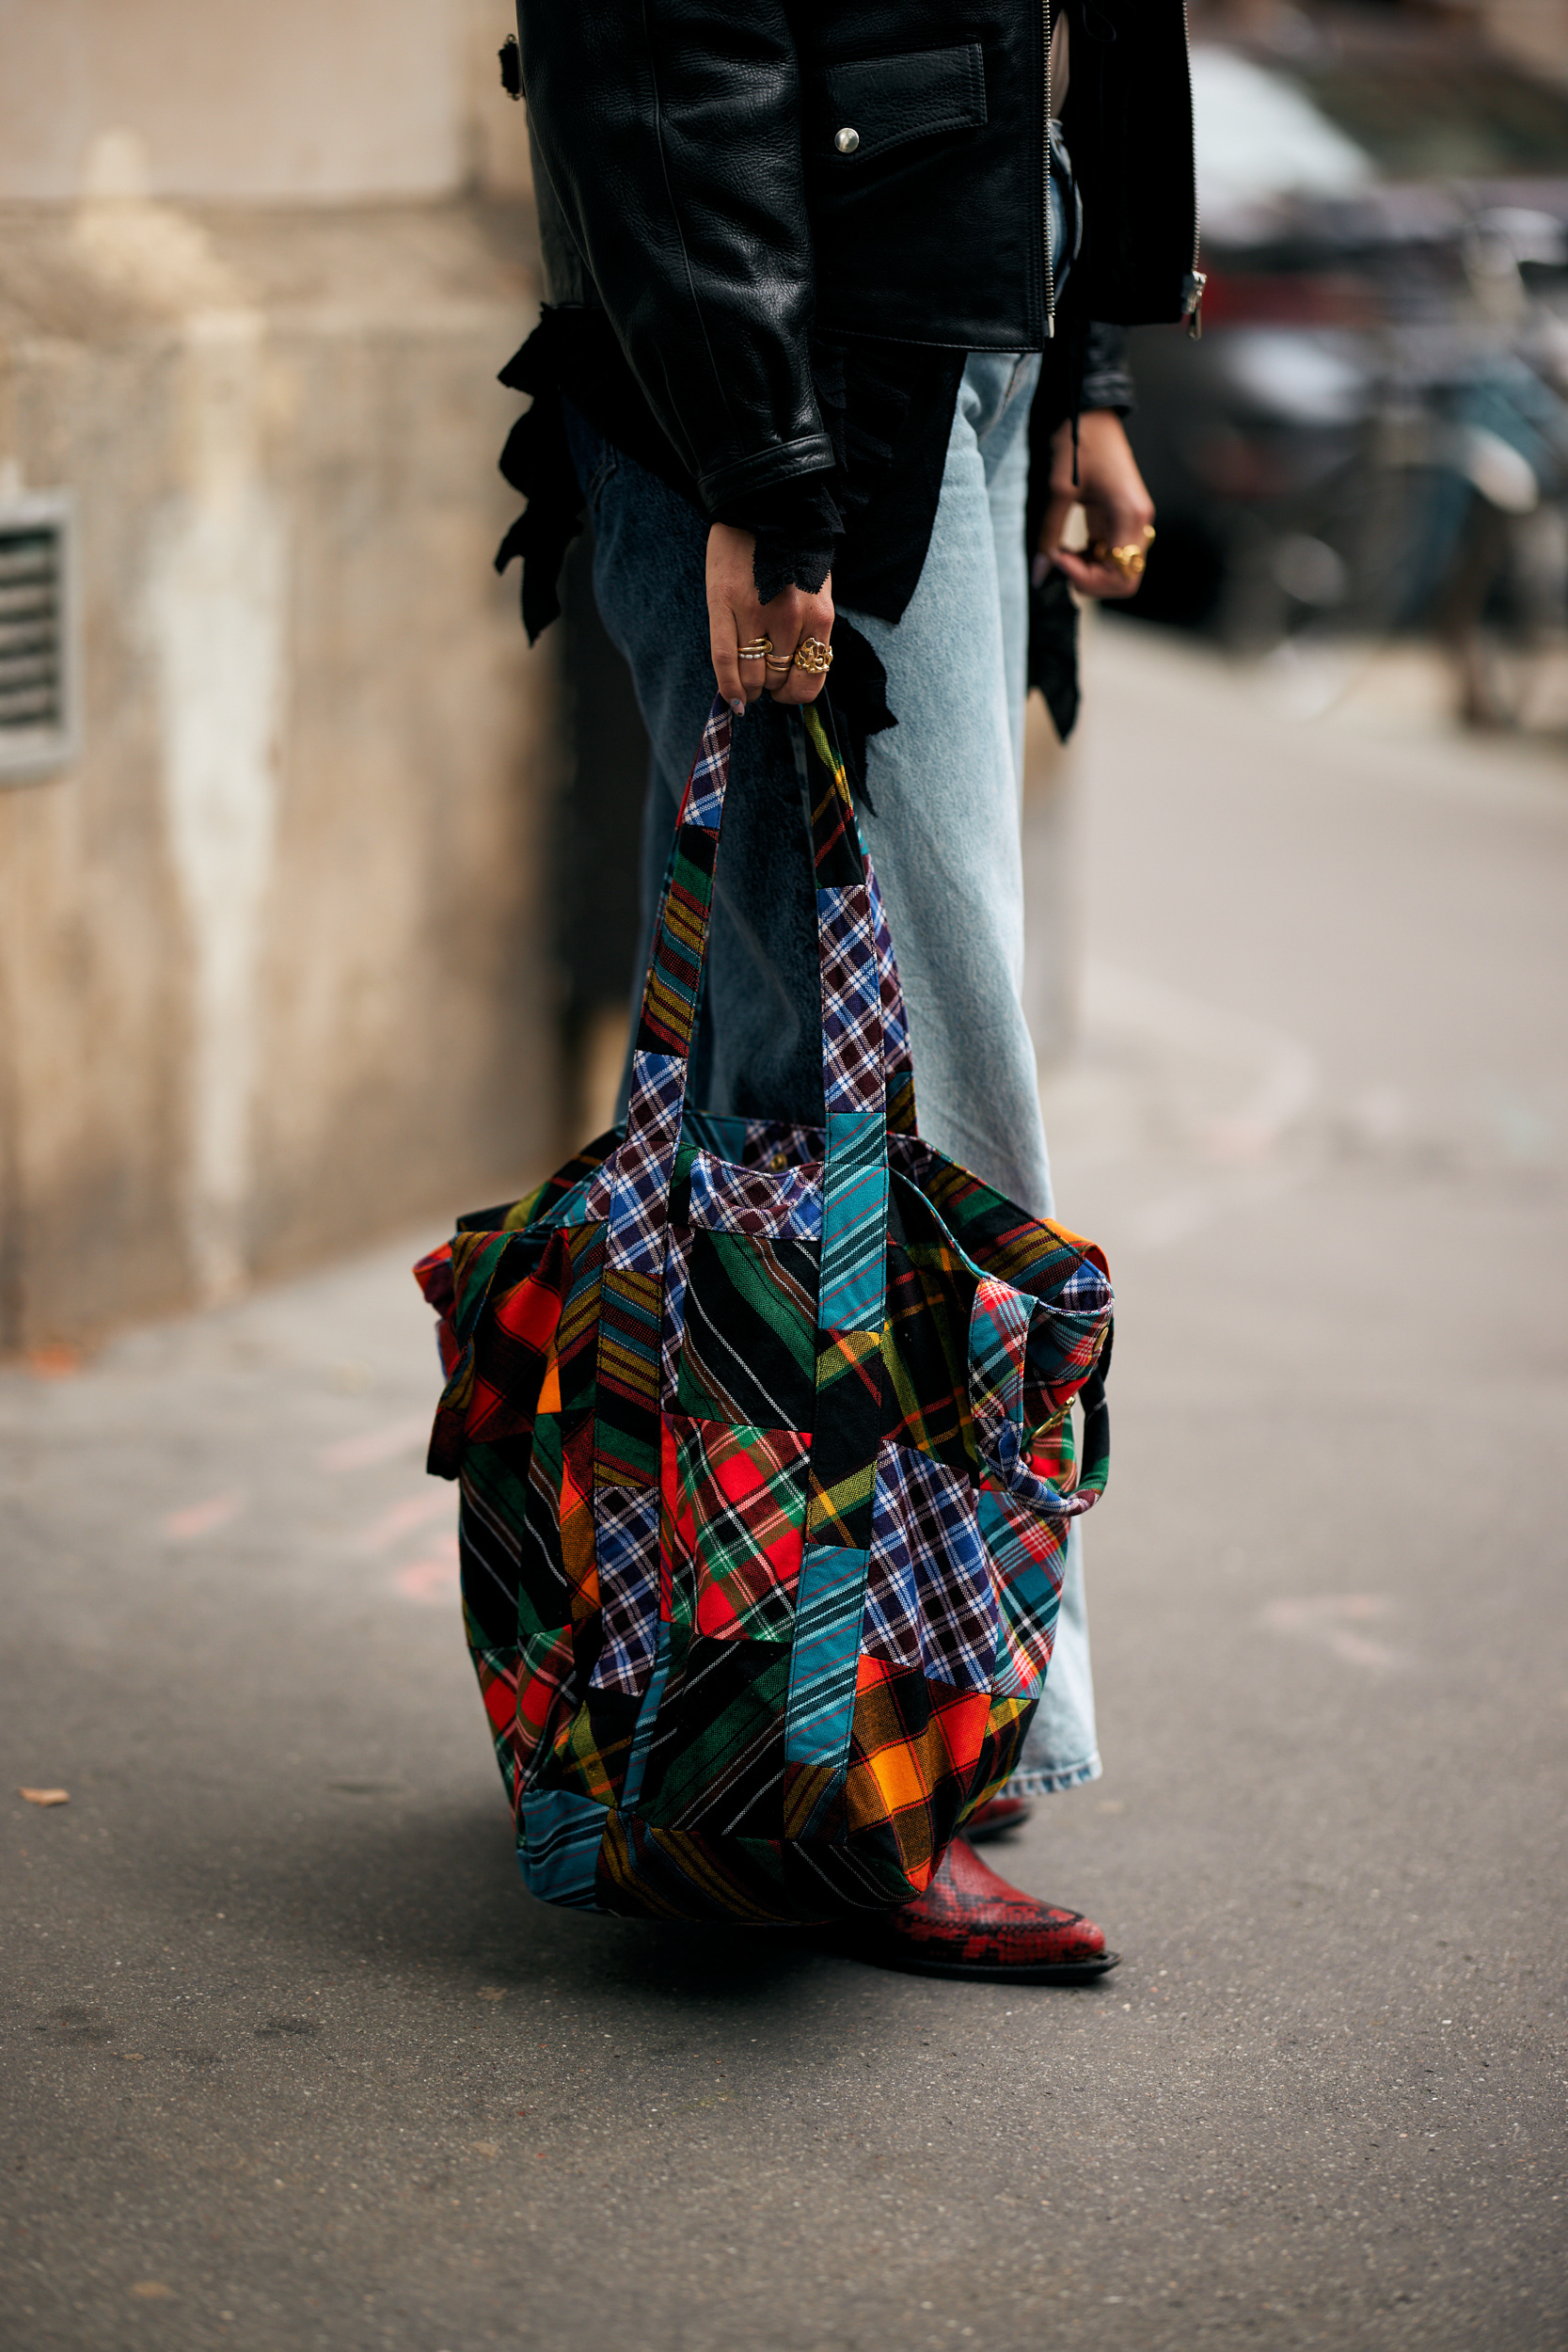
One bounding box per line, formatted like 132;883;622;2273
3;625;1565;2352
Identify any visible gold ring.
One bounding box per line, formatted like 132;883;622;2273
1088;539;1150;580
791;636;833;675
736;636;772;661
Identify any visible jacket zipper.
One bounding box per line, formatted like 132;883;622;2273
1042;0;1056;341
1180;1;1207;336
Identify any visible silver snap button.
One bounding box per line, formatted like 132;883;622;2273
834;126;860;154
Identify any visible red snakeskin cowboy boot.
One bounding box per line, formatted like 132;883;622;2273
845;1837;1118;1982
962;1793;1034;1842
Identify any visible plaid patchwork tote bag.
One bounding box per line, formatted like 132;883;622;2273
414;697;1113;1923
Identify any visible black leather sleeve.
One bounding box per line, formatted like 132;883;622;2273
515;0;834;516
1080;321;1135;416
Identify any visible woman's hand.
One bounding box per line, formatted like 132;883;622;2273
1037;410;1156;601
706;523;834;711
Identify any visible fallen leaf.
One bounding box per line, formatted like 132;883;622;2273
476;1986;506;2002
130;2281;174;2299
19;1788;70;1807
470;2141;499;2157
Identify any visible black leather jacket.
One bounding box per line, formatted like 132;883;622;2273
516;0;1197;521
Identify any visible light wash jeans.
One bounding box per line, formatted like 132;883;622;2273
566;348;1101;1798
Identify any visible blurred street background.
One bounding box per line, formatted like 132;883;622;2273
2;3;1566;2348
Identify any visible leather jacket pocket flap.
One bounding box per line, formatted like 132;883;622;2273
818;43;987;167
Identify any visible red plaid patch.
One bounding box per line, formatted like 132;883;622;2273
663;1412;808;1643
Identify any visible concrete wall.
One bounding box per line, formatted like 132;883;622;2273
0;2;554;1353
0;0;533;202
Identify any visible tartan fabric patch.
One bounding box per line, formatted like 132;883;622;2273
867;850;916;1129
458;1466;530;1804
545;1412;597;1623
609;1052;686;1278
681;1110;827;1169
494;1127;617;1237
530;1161;608;1234
807;1327;881;1549
639;1638;791;1836
678;699;731;833
882;1243;974;1472
597;1803;916;1921
818;1107;888;1334
843;1661;991;1879
515;1622;578;1782
517;1786;606;1908
620;1617;673;1813
970;1275;1103;1518
817;886;884;1115
809;795;861;894
426;1230;568;1474
688;1151;823;1240
676;1232;816;1435
736;1116;827;1168
658;1227;691;1411
639;825;720;1058
1056;1256;1112;1312
784;1542;870;1774
884;1069;918;1139
980;1485;1066;1700
589;1486;662;1695
969;1276;1034;1488
597;1260;662;1398
555;1225;606;1416
890;1131;1113;1303
595;1254;663;1488
457;1456;526;1657
665;1413;808;1644
863;1441;998;1692
415;690;1115;1927
597;1053;689;1487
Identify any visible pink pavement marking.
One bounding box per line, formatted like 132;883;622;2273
355;1491;453;1553
318;1416;430;1473
163;1490;246;1541
395;1533;460;1604
1260;1594;1405;1673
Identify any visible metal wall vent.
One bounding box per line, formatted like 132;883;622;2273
0;492;77;781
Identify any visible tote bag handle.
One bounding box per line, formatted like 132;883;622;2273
614;701;915;1177
593;696;915;1495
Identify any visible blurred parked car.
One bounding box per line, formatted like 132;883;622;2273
1125;7;1568;724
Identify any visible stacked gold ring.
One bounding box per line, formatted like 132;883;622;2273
736;636;773;662
791;636;833;675
1089;532;1153;582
